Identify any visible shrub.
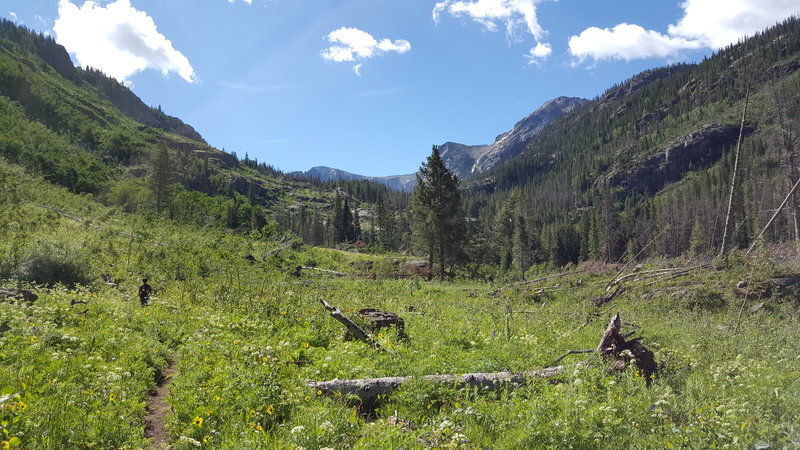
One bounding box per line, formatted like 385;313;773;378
20;239;92;287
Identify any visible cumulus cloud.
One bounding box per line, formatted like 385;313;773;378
321;27;411;75
526;41;552;63
668;0;799;48
569;0;800;63
9;12;19;22
569;24;701;63
433;0;546;41
53;0;196;83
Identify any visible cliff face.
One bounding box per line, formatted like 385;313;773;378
437;97;589;179
605;123;751;193
472;96;588;174
80;68;206;143
437;142;491;179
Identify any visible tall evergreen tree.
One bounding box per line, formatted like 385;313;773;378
410;145;465;280
149;145;175;214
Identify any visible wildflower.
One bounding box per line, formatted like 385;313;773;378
202;435;211;443
290;425;305;435
204;410;213;416
249;409;257;417
213;395;221;401
377;333;383;339
338;370;345;377
316;390;323;396
266;404;274;415
302;342;310;349
30;337;37;343
108;393;115;403
255;424;264;432
192;416;204;427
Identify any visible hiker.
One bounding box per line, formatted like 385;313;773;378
138;278;152;306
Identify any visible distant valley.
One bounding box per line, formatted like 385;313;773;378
291;96;587;191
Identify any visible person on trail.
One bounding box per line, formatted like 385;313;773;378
138;278;152;306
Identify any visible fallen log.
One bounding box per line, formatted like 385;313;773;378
309;313;656;405
0;288;37;303
320;299;391;353
294;266;348;277
308;366;566;406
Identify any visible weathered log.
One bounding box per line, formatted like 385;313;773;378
308;366;566;406
0;289;37;303
295;266;347;277
593;285;623;307
320;298;383;350
310;313;657;405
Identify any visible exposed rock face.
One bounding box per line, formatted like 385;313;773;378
607;123;752;192
437;142;491;180
81;69;206;143
292;97;587;191
472;96;588;174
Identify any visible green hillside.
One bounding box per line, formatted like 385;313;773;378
1;16;800;450
463;17;800;269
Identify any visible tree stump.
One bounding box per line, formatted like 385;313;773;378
358;308;406;338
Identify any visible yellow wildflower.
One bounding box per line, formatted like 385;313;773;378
202;435;211;443
192;416;204;427
302;342;310;349
266;405;274;415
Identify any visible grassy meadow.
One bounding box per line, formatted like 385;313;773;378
2;162;800;449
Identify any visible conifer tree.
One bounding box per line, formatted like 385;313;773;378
149;145;175;214
410;145;465;280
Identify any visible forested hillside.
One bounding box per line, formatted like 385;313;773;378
463;17;800;272
0;19;407;251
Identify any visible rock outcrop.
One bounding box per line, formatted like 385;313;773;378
607;123;752;192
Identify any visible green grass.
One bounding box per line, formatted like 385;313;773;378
1;161;800;449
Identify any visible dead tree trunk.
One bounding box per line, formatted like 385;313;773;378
720;90;750;257
309;313;656;405
308;366;566;406
320;298;384;351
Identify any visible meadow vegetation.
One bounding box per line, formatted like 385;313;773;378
2;160;799;449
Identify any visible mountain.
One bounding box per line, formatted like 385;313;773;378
462;16;800;262
291;166;416;192
293;96;587;191
437;96;588;179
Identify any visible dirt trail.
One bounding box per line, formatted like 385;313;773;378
145;359;177;449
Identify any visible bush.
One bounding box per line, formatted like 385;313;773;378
20;239;92;287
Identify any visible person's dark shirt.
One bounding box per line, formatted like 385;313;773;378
138;283;152;298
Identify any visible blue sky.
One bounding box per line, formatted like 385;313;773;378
5;0;799;175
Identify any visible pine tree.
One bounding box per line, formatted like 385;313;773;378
410;145;465;280
149;145;175;214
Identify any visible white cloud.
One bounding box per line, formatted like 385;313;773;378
569;0;799;63
433;0;546;41
668;0;800;48
9;11;18;22
322;27;411;75
53;0;196;84
526;41;552;63
569;24;701;63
